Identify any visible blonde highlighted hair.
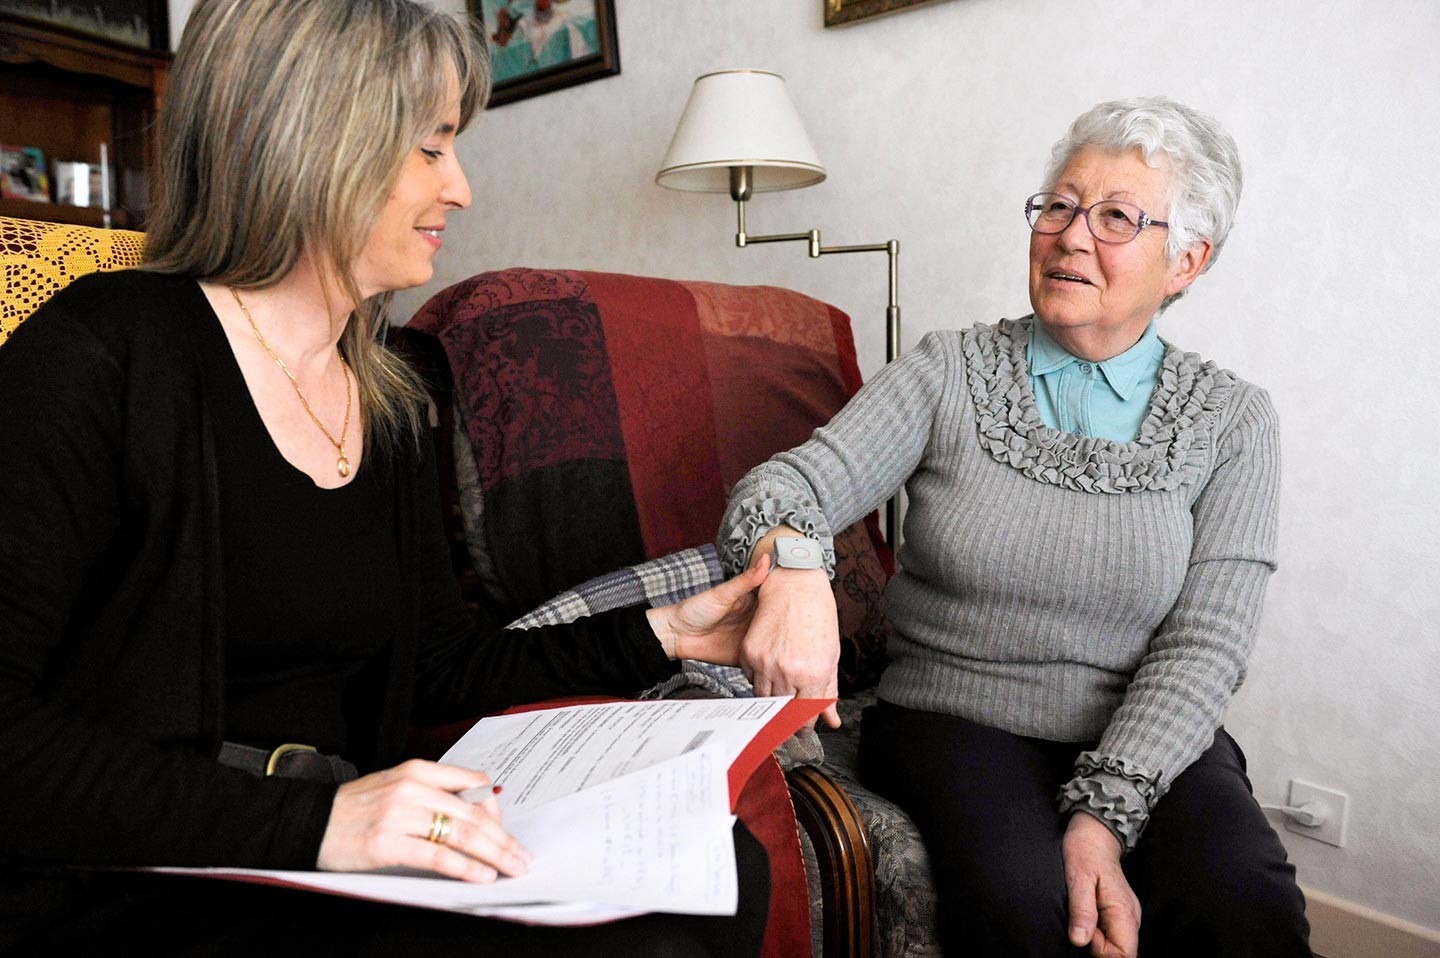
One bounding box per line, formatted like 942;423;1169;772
144;0;490;447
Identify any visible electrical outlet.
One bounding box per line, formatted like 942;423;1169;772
1286;780;1348;847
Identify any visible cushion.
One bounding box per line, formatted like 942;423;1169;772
401;267;892;692
1;216;146;345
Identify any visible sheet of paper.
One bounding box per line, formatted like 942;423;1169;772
441;696;797;813
151;745;738;917
501;744;737;911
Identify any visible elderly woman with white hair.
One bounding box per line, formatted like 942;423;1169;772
719;96;1310;957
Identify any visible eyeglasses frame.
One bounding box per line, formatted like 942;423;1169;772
1024;192;1169;244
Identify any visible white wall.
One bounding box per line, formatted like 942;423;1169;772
166;0;195;47
172;0;1440;932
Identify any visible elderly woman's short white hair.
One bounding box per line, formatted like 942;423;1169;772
1043;96;1242;308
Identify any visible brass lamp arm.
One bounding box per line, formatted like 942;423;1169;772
728;165;903;539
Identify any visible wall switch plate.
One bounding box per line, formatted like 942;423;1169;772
1286;780;1348;847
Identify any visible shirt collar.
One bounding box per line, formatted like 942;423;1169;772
1027;319;1163;401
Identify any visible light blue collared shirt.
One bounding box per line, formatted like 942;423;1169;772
1027;320;1164;443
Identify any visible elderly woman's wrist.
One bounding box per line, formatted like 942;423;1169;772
1058;782;1147;853
1057;752;1163;855
1066;806;1125;854
720;491;835;577
747;524;804;571
760;566;830;595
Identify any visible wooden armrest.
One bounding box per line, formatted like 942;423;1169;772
786;763;878;958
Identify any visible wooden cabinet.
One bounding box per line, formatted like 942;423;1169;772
0;13;170;229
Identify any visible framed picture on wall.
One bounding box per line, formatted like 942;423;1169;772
468;0;620;108
824;0;945;27
1;0;169;51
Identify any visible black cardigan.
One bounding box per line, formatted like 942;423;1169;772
0;270;675;877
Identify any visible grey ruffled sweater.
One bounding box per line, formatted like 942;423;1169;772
718;318;1280;850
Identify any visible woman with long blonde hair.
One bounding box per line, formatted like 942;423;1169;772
0;1;769;951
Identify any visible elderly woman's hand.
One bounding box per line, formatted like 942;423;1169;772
1063;812;1141;957
317;760;531;882
740;567;842;729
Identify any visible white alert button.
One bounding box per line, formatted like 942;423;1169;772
773;536;824;570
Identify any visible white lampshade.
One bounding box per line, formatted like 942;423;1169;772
656;69;826;194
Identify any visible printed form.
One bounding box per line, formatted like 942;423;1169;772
445;696;800;812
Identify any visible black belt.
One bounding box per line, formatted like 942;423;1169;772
217;742;359;784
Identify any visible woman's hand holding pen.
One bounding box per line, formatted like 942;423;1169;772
316;759;530;882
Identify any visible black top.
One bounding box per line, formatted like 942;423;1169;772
200;311;400;755
0;271;678;902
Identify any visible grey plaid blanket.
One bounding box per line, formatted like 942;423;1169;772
506;544;749;700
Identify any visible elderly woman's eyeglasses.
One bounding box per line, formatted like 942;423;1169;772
1024;193;1168;244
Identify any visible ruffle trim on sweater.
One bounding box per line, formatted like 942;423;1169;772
1057;751;1166;853
720;495;836;577
962;318;1237;494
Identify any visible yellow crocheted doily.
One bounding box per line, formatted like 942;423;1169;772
1;216;146;347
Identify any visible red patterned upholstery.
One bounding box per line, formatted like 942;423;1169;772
403;268;892;692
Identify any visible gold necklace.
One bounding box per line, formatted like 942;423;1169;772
229;287;354;478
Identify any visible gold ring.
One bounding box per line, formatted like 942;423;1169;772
427;811;452;845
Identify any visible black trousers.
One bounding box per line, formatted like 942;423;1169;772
2;822;769;957
858;700;1311;958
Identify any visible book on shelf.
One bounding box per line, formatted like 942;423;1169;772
146;695;830;925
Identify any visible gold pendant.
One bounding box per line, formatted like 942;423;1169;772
337;454;351;478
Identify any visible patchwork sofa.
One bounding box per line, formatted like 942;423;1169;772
1;216;939;957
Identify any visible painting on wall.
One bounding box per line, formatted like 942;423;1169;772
0;0;169;51
824;0;946;27
469;0;620;108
